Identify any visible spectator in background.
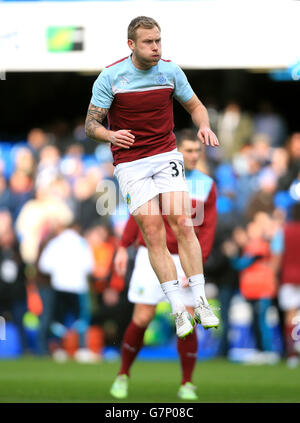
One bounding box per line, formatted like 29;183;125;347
35;145;61;190
59;143;84;185
214;161;241;229
27;128;50;160
14;147;36;177
86;223;127;348
0;170;34;223
50;120;74;152
15;178;74;264
233;144;261;217
0;175;10;211
38;221;94;359
73;118;96;155
0;210;27;351
270;148;289;180
245;168;277;222
224;218;279;363
8;170;34;221
72;175;102;232
253;101;287;147
204;226;240;358
217;101;253;161
278;203;300;367
277;132;300;192
251;133;272;167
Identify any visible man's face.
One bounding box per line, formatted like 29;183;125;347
178;139;201;171
128;26;162;69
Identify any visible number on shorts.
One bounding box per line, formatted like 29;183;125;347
169;161;185;178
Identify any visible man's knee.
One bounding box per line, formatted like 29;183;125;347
141;222;165;249
133;305;156;327
169;215;194;240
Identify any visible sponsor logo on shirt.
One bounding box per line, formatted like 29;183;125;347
120;76;129;86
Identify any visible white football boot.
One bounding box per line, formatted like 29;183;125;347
173;310;194;339
194;296;219;329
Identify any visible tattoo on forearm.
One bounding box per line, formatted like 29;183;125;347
85;103;109;139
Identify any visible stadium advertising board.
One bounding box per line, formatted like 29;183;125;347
0;0;299;72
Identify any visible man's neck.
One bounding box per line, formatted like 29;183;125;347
131;54;152;71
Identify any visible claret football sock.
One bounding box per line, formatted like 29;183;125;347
177;329;198;385
119;321;147;376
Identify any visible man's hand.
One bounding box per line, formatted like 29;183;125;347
114;246;129;277
108;130;135;149
197;127;219;147
180;95;220;147
85;103;135;148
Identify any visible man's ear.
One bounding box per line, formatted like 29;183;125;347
128;39;135;52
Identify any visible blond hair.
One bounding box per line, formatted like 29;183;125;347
128;16;161;41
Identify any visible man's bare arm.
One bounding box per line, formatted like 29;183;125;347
85;103;135;149
85;103;110;141
180;94;219;147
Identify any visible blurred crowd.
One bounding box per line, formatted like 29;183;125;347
0;100;300;365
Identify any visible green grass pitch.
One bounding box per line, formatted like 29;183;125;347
0;357;300;403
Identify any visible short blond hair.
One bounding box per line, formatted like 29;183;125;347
128;16;161;41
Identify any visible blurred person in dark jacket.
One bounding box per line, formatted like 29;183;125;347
73;176;101;232
85;223;128;348
245;168;277;222
8;170;35;221
205;225;242;357
0;170;35;223
277;132;300;191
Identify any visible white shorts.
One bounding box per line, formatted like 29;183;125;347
128;246;195;307
114;148;188;214
278;284;300;311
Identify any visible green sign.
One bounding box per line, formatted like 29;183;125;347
46;26;84;52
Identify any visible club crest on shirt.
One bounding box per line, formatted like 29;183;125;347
157;73;167;85
137;287;144;296
126;193;131;205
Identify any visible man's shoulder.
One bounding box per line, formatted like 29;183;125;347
188;169;214;184
105;56;129;69
187;170;215;201
96;56;129;79
159;58;178;70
